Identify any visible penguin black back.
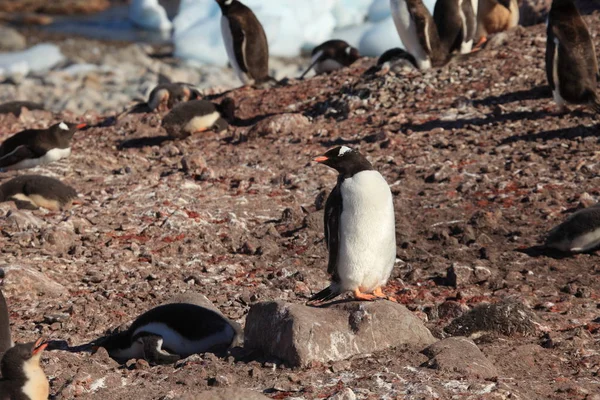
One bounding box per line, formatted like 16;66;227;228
0;175;77;211
300;40;360;79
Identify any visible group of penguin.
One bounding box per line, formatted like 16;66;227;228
1;0;600;398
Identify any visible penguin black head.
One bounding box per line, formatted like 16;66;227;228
215;0;236;11
49;121;87;139
1;338;47;380
314;146;373;176
344;45;360;64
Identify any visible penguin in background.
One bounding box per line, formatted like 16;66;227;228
161;98;235;139
299;40;361;79
433;0;477;54
216;0;271;86
146;83;202;112
546;0;600;113
0;101;45;117
0;338;49;400
98;302;243;365
0;122;86;171
0;269;11;357
0;175;78;211
308;146;397;304
390;0;450;69
545;204;600;253
476;0;520;44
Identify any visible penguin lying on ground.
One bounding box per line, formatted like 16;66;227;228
546;0;600;113
0;269;11;357
216;0;272;86
0;338;49;400
147;83;201;112
0;122;86;171
98;302;243;364
0;101;45;117
433;0;477;54
0;175;77;211
545;204;600;253
476;0;519;45
162;98;234;139
308;146;397;304
299;40;360;79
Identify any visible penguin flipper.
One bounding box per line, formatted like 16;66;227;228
0;145;36;169
10;198;39;210
324;184;342;279
545;25;557;92
308;283;342;304
299;57;322;80
139;334;181;365
496;0;512;11
227;15;250;74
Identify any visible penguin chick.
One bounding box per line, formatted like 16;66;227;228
546;0;600;113
545;204;600;253
433;0;477;54
300;40;360;79
216;0;271;85
0;339;49;400
476;0;519;41
308;146;397;304
99;303;243;365
147;83;202;112
0;101;45;117
161;98;234;139
390;0;450;69
0;122;87;171
0;269;11;357
0;175;77;211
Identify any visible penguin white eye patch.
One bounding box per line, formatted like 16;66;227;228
345;46;352;55
59;122;68;130
338;146;352;156
224;0;233;4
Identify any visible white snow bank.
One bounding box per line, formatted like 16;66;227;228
0;44;64;78
129;0;173;31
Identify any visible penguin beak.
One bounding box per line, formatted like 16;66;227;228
314;156;328;163
32;338;48;355
76;123;87;130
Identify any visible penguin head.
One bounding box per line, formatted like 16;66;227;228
343;45;360;64
314;146;373;176
0;338;47;380
50;121;87;138
216;0;235;11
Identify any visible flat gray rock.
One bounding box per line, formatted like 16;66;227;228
181;388;269;400
422;337;498;379
245;300;436;367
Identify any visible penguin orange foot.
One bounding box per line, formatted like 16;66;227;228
353;288;377;301
373;287;398;302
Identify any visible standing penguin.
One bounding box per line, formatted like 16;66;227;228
476;0;519;42
0;269;11;357
308;146;397;304
0;122;86;170
99;302;243;365
216;0;271;85
299;40;360;79
390;0;449;69
0;175;78;211
0;339;49;400
433;0;477;54
546;0;600;113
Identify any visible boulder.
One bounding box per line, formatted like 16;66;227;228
246;113;310;139
2;265;67;298
245;300;436;367
421;337;498;379
0;26;26;51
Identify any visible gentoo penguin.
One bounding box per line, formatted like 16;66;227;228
299;40;360;79
546;0;600;113
0;175;77;211
0;338;49;400
0;269;11;357
433;0;477;54
0;101;45;117
216;0;271;85
146;83;202;112
308;146;397;304
0;122;86;171
390;0;449;69
545;204;600;253
99;303;243;364
161;98;234;139
476;0;519;41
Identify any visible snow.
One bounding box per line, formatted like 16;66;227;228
0;44;64;78
129;0;173;31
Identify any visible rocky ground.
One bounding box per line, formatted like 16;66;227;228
1;9;600;400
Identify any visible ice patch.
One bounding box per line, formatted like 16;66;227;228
0;44;64;78
129;0;173;31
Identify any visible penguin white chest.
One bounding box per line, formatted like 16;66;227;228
390;0;432;69
311;50;344;75
337;171;396;292
6;147;71;170
220;16;253;85
551;36;566;107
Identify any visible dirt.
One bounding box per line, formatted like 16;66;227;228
1;12;600;400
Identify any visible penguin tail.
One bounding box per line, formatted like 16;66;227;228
307;283;341;305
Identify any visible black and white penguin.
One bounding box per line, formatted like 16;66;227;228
0;175;77;211
0;269;11;357
390;0;449;69
0;101;45;117
147;83;202;112
0;122;86;171
476;0;519;42
308;146;397;304
433;0;477;54
216;0;271;85
545;204;600;253
546;0;600;113
99;303;243;365
161;98;234;139
299;40;360;79
0;338;49;400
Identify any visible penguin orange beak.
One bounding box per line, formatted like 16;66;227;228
32;338;48;355
76;123;87;130
314;156;328;163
